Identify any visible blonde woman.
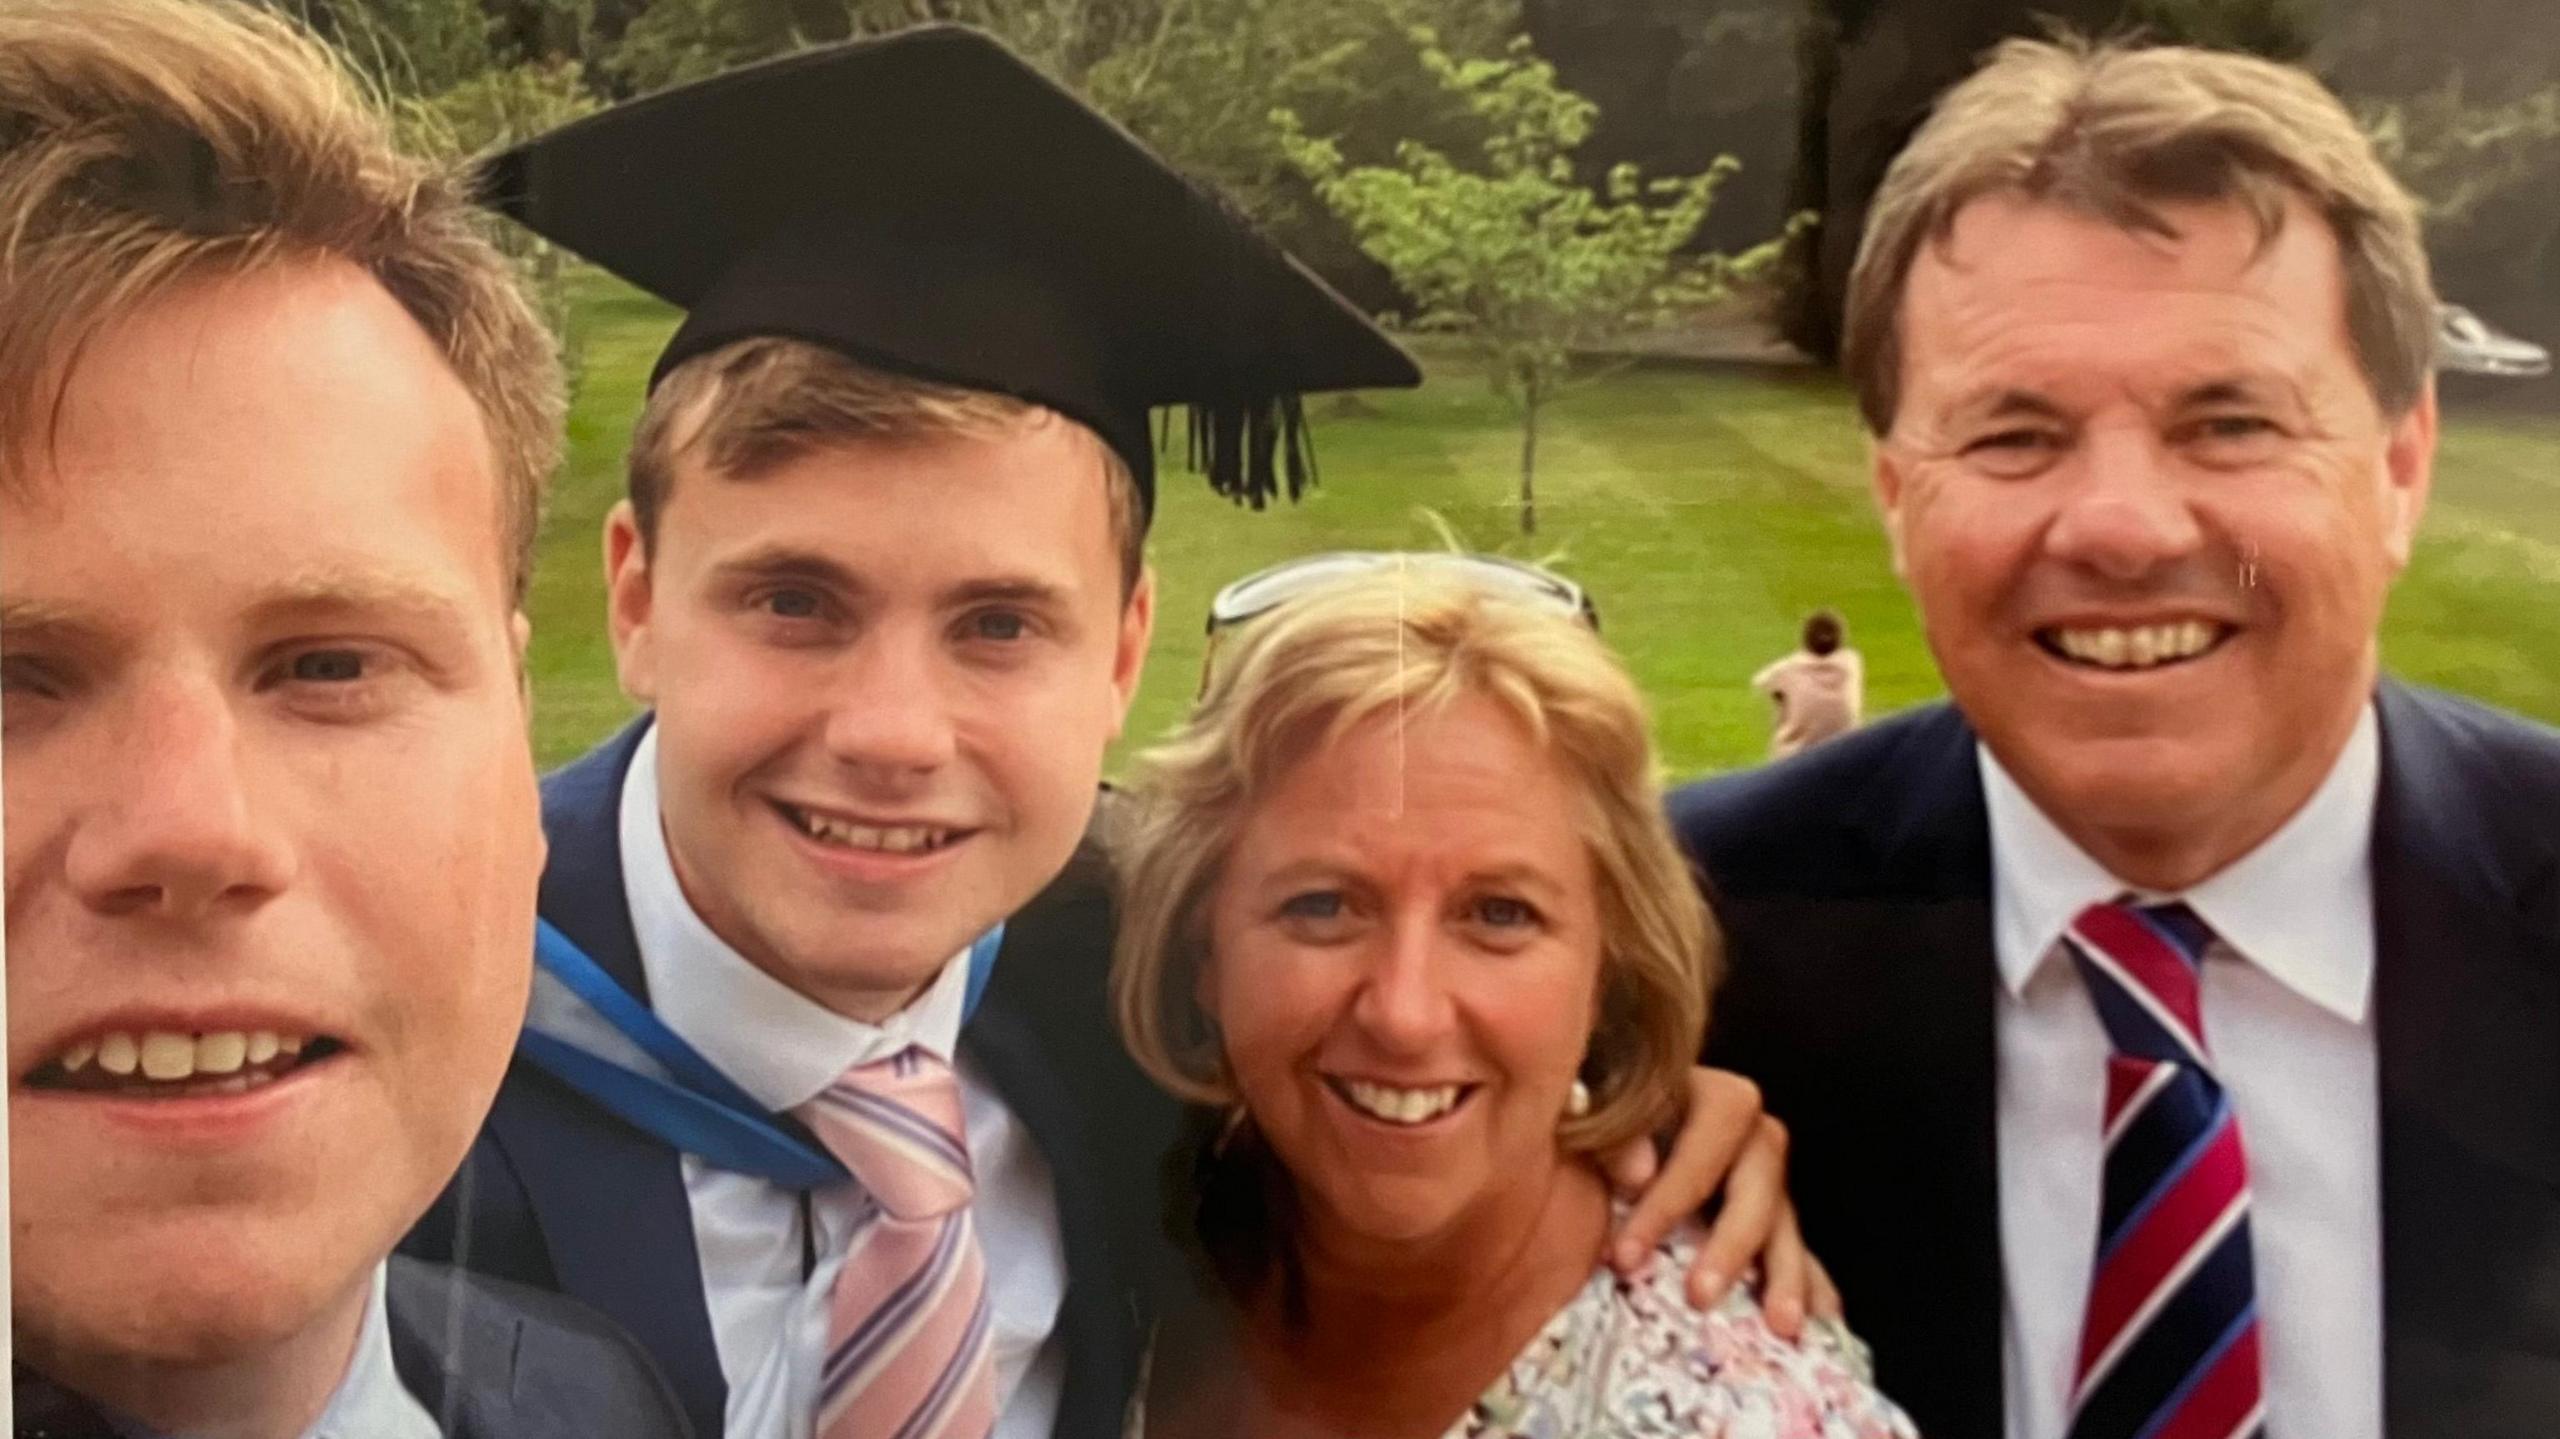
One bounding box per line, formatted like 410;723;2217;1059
1113;561;1915;1439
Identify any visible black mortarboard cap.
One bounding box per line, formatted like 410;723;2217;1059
477;24;1420;515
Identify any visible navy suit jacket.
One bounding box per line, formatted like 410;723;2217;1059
403;720;1180;1439
1667;680;2560;1439
14;1257;691;1439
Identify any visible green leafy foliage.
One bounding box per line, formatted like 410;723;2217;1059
2124;0;2318;60
1280;34;1783;532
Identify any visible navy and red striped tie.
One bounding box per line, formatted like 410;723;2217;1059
2060;900;2267;1439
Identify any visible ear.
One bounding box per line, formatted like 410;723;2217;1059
602;500;658;704
510;609;536;713
1872;438;1911;579
2379;379;2438;571
1107;566;1158;738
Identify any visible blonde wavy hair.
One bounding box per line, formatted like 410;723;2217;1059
0;0;561;602
1110;561;1714;1157
1843;33;2436;435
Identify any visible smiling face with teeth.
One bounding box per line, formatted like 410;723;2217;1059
1201;697;1606;1251
1;265;545;1378
1874;193;2435;888
604;401;1151;1022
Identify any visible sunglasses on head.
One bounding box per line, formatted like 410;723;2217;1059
1199;551;1599;694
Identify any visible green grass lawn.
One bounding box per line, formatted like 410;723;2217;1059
526;270;2560;779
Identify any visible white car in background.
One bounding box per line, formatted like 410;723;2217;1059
2437;302;2552;377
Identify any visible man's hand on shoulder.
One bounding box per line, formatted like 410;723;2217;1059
1602;1066;1842;1339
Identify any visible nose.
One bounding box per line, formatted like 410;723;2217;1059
1348;911;1458;1056
818;626;959;777
62;677;296;921
2042;424;2206;581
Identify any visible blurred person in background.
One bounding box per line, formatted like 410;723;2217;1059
1751;609;1864;759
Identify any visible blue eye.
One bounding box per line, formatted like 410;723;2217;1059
1279;891;1343;921
763;589;823;619
287;649;367;683
961;609;1031;642
1474;896;1538;927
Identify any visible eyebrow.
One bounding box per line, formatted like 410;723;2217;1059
709;545;1078;611
709;546;863;592
0;598;110;647
1944;388;2069;426
243;570;479;634
2;573;477;647
941;576;1074;611
1463;861;1573;898
2170;376;2293;410
1245;855;1572;893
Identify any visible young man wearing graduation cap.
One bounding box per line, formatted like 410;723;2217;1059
407;26;1823;1439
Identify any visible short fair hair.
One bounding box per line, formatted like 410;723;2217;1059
629;337;1147;597
0;0;562;604
1111;563;1714;1158
1843;34;2437;434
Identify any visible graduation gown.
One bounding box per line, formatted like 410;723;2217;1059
402;719;1181;1439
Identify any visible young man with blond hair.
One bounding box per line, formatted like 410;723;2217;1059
0;1;688;1433
1676;33;2560;1439
407;26;1837;1439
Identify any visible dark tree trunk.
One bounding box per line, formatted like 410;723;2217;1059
1518;385;1541;535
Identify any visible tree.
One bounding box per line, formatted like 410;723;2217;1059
395;57;605;368
602;0;1518;298
283;0;499;97
1085;0;1516;255
2125;0;2317;59
1280;35;1777;534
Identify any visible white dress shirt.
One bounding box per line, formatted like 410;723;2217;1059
619;728;1068;1439
301;1262;439;1439
1983;707;2384;1439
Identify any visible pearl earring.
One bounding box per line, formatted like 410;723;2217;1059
1566;1079;1592;1118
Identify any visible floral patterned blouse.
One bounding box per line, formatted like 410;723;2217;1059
1129;1219;1918;1439
1453;1222;1917;1439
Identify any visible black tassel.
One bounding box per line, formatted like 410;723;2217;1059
1179;396;1320;510
1281;393;1315;500
1246;400;1274;510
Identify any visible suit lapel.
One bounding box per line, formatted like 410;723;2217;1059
385;1259;505;1439
493;718;730;1438
1854;707;2006;1434
962;974;1141;1439
2370;682;2560;1433
1709;706;2007;1436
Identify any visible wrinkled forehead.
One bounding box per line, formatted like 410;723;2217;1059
1897;191;2356;410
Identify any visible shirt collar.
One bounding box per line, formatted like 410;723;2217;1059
617;724;971;1113
300;1262;433;1439
1980;704;2379;1023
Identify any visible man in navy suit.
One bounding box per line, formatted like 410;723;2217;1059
1;2;688;1435
1673;34;2560;1439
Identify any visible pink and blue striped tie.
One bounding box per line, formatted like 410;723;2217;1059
2061;900;2266;1439
799;1045;999;1439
